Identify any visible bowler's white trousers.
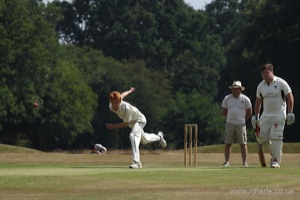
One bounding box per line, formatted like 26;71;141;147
129;114;160;164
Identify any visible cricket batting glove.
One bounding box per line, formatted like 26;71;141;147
287;113;295;125
251;115;260;129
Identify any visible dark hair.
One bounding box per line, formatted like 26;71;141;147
261;63;273;72
90;143;95;150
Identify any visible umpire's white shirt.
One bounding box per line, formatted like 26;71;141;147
256;76;292;115
222;94;252;124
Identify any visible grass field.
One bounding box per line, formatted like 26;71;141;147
0;143;299;200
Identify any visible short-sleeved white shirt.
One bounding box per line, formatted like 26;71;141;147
256;76;292;115
109;100;141;128
222;93;252;124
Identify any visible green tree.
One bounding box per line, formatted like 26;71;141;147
0;0;98;150
162;90;224;148
31;60;98;149
55;0;224;67
0;0;59;135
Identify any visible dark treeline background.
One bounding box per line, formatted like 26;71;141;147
0;0;299;151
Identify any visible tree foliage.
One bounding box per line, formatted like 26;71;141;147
162;90;224;149
0;0;98;150
56;0;225;92
0;0;59;132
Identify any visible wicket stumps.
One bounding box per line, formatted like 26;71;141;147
184;124;198;166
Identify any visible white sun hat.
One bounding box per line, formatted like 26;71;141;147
228;81;245;91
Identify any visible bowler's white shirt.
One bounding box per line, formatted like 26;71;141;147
109;100;141;128
222;94;252;124
256;76;291;115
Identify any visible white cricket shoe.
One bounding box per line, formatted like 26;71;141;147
271;162;280;168
158;131;167;148
129;162;142;169
223;162;230;167
242;163;248;167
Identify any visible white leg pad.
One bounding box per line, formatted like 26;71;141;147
256;134;268;144
263;140;272;154
271;139;283;164
270;120;284;140
256;134;272;153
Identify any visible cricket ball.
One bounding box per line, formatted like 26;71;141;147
32;102;38;109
